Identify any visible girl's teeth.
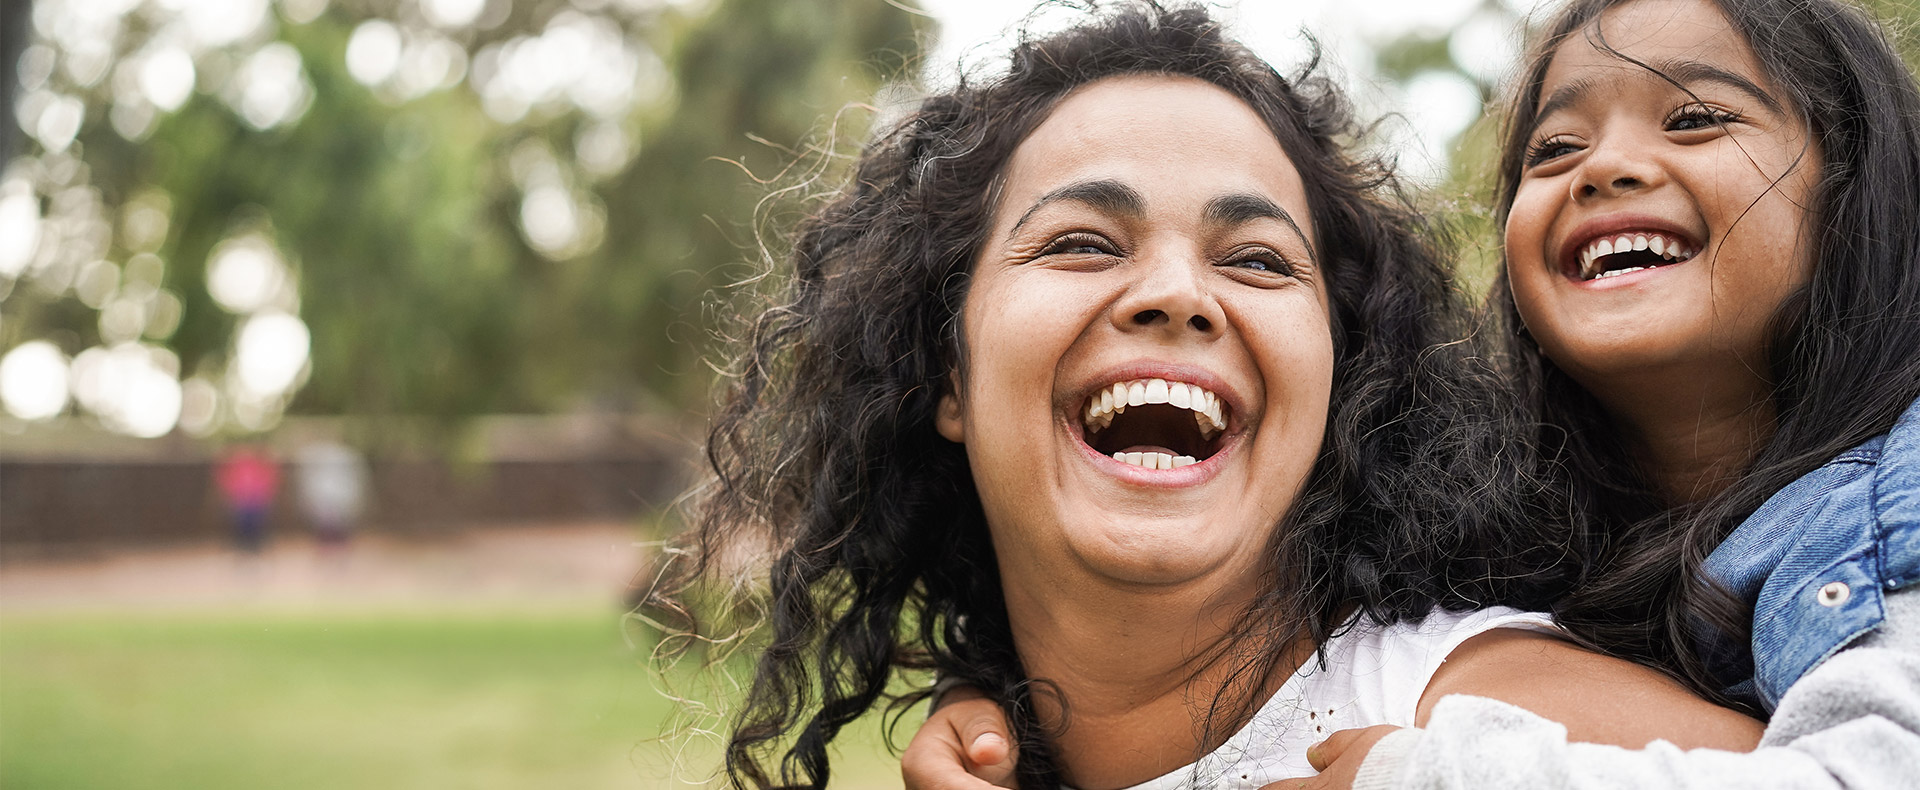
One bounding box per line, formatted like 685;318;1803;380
1127;381;1147;407
1168;382;1191;409
1111;451;1197;470
1578;231;1698;281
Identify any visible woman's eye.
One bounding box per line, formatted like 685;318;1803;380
1525;135;1579;166
1667;105;1739;132
1224;251;1292;276
1041;234;1115;256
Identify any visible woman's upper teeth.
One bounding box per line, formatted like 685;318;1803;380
1578;232;1695;280
1083;377;1227;438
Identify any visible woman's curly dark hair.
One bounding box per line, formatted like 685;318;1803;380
1487;0;1920;711
650;3;1575;788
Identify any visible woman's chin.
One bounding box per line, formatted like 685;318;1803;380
1061;517;1260;588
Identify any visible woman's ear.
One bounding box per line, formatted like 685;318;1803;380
936;390;966;443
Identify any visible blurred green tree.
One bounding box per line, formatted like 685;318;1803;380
1;0;921;439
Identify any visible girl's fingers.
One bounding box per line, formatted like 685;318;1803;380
1306;726;1367;771
954;698;1017;785
959;706;1014;765
904;693;1018;789
903;722;1009;790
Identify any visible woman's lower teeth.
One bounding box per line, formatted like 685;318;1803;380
1595;266;1647;279
1112;451;1198;469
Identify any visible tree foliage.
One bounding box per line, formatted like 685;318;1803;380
2;0;922;438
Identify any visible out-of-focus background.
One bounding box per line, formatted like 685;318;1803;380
1;0;1915;787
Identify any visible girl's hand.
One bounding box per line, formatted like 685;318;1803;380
1257;725;1402;790
902;687;1019;789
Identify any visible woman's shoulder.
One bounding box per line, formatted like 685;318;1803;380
1299;607;1560;726
1331;606;1559;657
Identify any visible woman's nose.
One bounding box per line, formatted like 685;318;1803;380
1110;253;1223;339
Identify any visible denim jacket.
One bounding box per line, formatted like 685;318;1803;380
1702;396;1920;711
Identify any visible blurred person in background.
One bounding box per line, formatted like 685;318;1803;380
216;443;280;555
295;440;368;556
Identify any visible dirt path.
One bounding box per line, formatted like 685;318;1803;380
0;522;648;613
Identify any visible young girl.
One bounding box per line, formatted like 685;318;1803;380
1316;0;1920;785
658;4;1758;789
907;0;1920;787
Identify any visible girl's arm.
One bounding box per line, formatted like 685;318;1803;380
1415;628;1763;750
903;619;1767;790
1282;586;1920;790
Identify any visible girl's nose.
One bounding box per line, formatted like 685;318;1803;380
1573;141;1659;201
1579;174;1645;198
1110;253;1224;339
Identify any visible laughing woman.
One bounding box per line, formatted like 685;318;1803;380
652;5;1759;789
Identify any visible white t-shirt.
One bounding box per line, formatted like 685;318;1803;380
1118;606;1560;790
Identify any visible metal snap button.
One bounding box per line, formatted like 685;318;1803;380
1817;581;1851;608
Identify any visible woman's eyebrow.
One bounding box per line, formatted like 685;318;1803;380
1206;192;1316;260
1008;179;1143;237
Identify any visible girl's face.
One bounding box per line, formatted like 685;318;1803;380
1504;0;1820;400
937;75;1334;592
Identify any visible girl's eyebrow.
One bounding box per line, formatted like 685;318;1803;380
1652;58;1785;114
1530;76;1599;136
1529;58;1784;136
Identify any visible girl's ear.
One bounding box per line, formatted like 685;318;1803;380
936;390;966;443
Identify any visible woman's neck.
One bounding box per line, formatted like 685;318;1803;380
999;572;1310;790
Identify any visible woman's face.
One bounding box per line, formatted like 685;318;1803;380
937;75;1334;592
1504;0;1819;402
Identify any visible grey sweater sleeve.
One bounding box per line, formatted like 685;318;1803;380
1350;586;1920;790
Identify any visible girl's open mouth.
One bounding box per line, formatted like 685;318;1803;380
1077;377;1229;470
1565;230;1698;282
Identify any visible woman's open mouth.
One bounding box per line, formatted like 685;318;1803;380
1078;377;1229;470
1568;230;1697;281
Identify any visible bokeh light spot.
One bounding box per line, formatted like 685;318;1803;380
207;235;289;314
0;341;72;421
346;20;403;86
235;311;311;398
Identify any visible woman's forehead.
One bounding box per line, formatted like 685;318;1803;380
996;75;1313;238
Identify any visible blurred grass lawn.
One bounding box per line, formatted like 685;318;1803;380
0;607;904;789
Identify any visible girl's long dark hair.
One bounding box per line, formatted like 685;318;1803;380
1490;0;1920;706
652;4;1574;788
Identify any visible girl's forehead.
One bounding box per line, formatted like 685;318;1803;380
1544;0;1760;87
1533;0;1795;121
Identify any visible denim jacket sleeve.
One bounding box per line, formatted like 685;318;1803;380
1699;397;1920;709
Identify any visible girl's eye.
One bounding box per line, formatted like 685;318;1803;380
1666;104;1740;132
1524;135;1580;167
1040;233;1116;256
